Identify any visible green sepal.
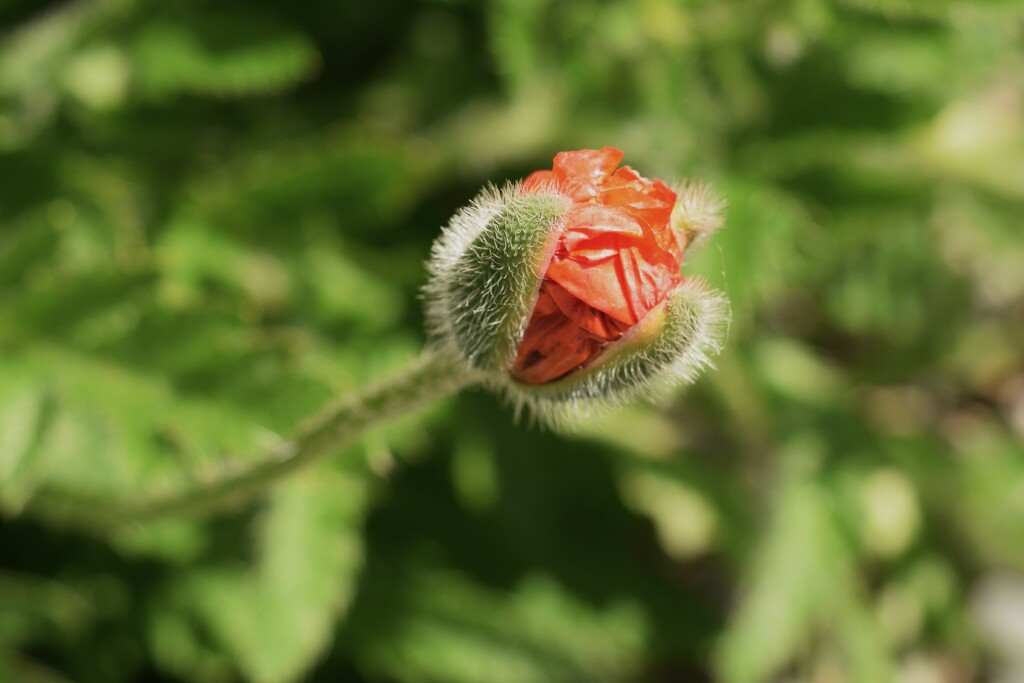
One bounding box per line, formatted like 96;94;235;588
504;278;727;421
443;193;567;372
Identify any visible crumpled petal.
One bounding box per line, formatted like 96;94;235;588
512;148;686;385
546;205;680;325
513;281;629;385
599;167;679;255
551;147;623;201
544;280;630;340
522;169;555;192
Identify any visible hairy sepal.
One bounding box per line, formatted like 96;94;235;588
671;180;725;251
424;183;570;373
502;278;730;427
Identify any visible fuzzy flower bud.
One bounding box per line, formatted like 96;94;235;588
425;147;728;422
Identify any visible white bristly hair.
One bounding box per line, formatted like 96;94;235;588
422;178;730;428
672;180;726;250
500;278;730;428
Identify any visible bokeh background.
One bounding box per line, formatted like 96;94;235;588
2;0;1024;681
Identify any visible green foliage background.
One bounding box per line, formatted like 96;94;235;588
2;0;1023;681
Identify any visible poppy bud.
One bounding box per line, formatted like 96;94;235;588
425;148;728;422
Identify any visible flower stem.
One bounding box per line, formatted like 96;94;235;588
27;349;476;530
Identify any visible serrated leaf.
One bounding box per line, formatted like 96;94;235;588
0;345;274;506
351;570;647;683
951;432;1024;570
488;0;546;93
715;443;893;683
715;462;846;683
181;135;428;239
0;374;53;511
685;180;813;328
185;465;369;683
836;0;1024;21
131;13;319;98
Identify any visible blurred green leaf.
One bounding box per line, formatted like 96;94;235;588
716;442;892;683
131;12;319;98
185;466;369;683
351;570;647;683
1;0;1022;680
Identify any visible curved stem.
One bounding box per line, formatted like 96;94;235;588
27;349;476;530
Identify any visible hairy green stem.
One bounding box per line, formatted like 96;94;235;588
26;349;475;530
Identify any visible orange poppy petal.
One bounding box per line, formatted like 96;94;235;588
513;292;604;384
514;148;689;384
552;147;624;201
545;206;682;324
545;280;630;341
522;169;555;192
552;147;624;182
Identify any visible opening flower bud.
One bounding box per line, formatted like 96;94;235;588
425;147;728;420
